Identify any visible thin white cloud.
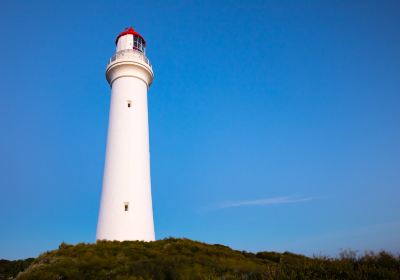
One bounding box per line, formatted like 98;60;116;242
218;196;316;209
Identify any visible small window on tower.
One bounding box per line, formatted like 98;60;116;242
124;202;129;211
127;101;132;108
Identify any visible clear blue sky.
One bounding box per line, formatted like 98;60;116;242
1;0;399;259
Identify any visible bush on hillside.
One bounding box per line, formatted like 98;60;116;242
0;238;398;280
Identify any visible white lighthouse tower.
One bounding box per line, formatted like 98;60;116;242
96;27;155;241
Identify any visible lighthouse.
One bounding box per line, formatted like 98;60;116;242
96;27;155;241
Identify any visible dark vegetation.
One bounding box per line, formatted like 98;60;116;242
1;238;399;279
0;259;34;280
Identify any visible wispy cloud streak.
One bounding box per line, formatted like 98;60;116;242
218;196;316;209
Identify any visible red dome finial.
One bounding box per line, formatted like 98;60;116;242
115;26;146;46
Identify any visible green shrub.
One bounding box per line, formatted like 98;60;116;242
0;238;398;280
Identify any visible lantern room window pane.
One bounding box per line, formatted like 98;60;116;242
131;36;145;52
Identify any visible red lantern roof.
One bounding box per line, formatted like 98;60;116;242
115;27;146;46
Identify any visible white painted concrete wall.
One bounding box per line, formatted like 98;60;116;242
117;34;134;52
97;34;155;241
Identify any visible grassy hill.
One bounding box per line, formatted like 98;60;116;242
1;238;399;279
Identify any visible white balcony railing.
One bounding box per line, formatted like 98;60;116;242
108;49;151;67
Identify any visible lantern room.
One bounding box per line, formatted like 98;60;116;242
115;27;146;53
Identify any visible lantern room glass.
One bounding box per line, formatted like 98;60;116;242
133;35;145;53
